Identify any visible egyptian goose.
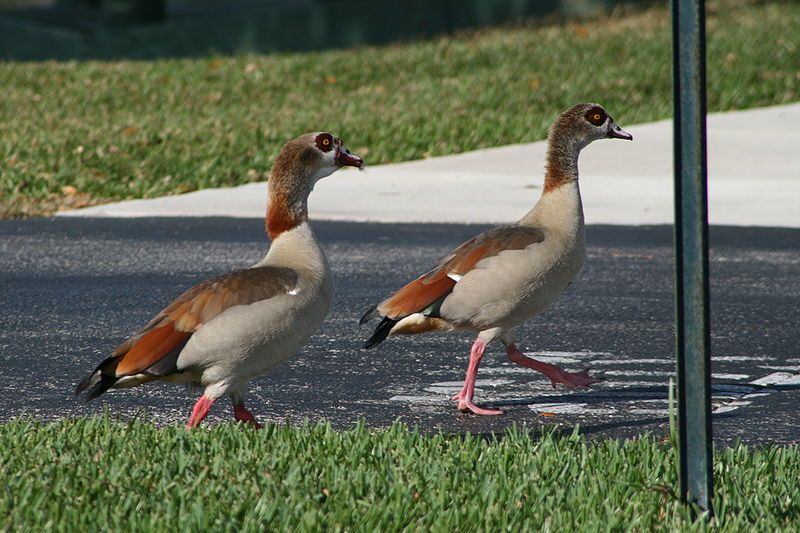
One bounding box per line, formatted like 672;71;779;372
76;132;364;428
361;103;632;415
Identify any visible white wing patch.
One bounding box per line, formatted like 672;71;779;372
447;273;463;282
393;313;427;332
288;287;301;295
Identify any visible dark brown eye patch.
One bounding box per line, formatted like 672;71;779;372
585;107;607;126
315;133;334;152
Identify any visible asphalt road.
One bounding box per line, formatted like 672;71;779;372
1;218;798;445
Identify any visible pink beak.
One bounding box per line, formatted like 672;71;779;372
336;142;364;168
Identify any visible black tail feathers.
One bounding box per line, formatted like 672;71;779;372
363;316;398;349
359;306;380;325
75;359;119;402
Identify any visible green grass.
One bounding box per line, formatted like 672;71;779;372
1;417;800;531
1;0;798;217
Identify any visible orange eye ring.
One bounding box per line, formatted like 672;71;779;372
592;113;602;121
322;138;330;145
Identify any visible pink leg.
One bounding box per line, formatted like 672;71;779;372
186;396;215;429
454;339;504;416
233;402;263;429
507;344;601;389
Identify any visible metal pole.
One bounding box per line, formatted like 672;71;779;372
672;0;713;513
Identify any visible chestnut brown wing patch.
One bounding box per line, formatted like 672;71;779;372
377;226;545;319
110;266;298;378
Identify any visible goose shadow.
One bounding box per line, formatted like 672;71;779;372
476;381;800;436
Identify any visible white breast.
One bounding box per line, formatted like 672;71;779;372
176;222;333;391
440;181;586;330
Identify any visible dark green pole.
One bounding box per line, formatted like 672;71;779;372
672;0;713;514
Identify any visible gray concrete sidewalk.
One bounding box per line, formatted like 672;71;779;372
61;103;800;227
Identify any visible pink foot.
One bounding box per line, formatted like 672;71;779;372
451;388;503;414
457;400;504;416
233;403;263;429
507;344;602;389
186;396;214;429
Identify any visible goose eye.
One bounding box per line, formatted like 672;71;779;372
316;134;334;152
585;108;606;126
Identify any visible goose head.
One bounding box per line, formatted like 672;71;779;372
551;103;633;150
267;132;364;239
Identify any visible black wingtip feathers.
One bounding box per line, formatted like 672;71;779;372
75;357;119;402
359;306;380;325
362;316;398;349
